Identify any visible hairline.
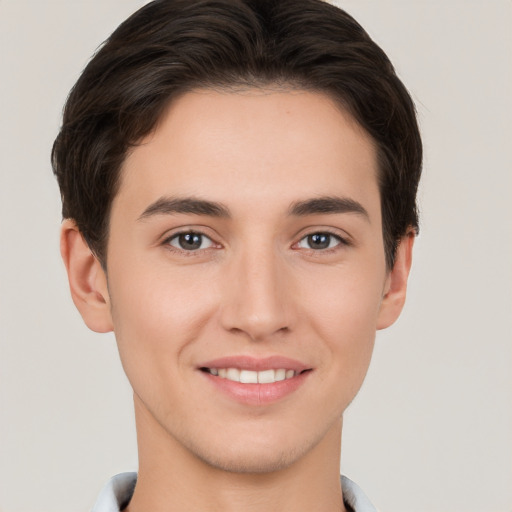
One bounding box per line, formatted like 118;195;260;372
96;82;390;271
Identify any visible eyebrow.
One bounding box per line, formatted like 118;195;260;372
138;196;230;220
137;195;369;221
288;196;369;220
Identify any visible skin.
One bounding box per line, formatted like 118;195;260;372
61;89;414;512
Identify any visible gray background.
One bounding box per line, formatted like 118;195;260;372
1;1;511;511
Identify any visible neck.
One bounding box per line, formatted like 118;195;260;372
125;395;347;512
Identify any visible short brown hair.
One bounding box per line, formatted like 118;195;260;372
52;0;422;268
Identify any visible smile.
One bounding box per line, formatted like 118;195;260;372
198;356;312;405
201;367;300;384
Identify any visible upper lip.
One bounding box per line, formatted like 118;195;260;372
198;355;311;373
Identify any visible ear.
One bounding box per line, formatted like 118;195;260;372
377;231;415;330
60;219;113;333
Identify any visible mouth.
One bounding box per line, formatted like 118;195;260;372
200;367;310;384
197;356;313;405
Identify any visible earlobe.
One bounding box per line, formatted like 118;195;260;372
60;219;113;333
376;231;415;330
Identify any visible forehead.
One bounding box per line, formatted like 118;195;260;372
116;88;380;221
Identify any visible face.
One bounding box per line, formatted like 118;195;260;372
99;89;400;473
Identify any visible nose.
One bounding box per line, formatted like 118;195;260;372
219;244;294;341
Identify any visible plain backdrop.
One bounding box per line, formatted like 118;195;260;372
1;1;511;511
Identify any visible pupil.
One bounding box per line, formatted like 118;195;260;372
309;233;330;249
179;233;202;250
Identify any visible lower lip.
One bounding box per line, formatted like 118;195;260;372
201;370;311;406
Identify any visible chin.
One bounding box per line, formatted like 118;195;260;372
179;422;330;475
194;442;308;474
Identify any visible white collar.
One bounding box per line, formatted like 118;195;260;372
91;472;377;512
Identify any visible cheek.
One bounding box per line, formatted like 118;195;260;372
300;263;384;374
108;261;220;376
303;259;384;329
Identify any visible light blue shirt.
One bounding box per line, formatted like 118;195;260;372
91;472;377;512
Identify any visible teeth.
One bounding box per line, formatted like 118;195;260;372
240;370;258;383
275;369;286;381
257;369;275;384
207;367;298;383
226;368;240;381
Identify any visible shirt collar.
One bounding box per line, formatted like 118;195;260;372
91;472;377;512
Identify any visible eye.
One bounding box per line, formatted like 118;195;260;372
167;232;214;251
296;232;343;250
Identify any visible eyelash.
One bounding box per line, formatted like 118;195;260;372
162;230;350;255
294;232;348;252
164;231;217;254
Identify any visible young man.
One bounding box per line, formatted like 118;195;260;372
52;1;422;511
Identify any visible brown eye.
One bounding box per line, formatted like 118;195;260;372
168;232;213;251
